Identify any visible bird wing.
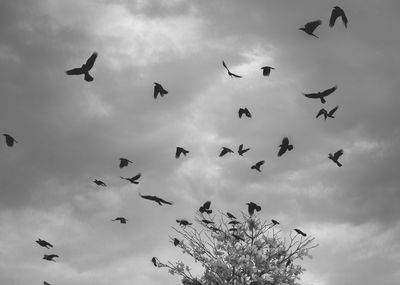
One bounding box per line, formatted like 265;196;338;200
84;52;98;70
341;9;348;28
329;8;340;27
316;109;326;118
303;92;321;99
157;197;173;205
238;108;244;118
203;201;211;209
256;160;265;167
328;106;339;116
305;20;322;32
175;147;182;158
245;108;252;117
222;60;230;72
282;137;289;146
132;173;141;180
277;146;286;157
333;149;343;160
154;83;160;99
230;72;242;78
65;67;84;75
321;85;338;97
138;193;155;201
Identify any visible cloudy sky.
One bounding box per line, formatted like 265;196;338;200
1;0;400;284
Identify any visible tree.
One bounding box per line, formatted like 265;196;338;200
155;205;318;285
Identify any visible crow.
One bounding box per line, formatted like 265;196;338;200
151;257;159;267
251;160;265;172
3;134;17;147
120;173;141;184
44;282;52;285
43;254;59;262
176;219;192;226
238;107;252;118
176;147;189;159
226;212;237;219
271;219;280;226
138;193;173;205
36;239;53;249
232;234;245;241
299;20;322;38
173;238;180;246
65;52;97;82
119;158;133;168
246;202;261;216
199;201;212;214
329;149;344;167
303;85;337;104
316;106;339;120
294;228;307;237
219;147;234;157
261;66;274;76
238;144;250;156
278;137;293;157
93;179;107;187
222;60;242;78
112;217;128;224
330;6;348;28
285;259;292;267
154;82;168;99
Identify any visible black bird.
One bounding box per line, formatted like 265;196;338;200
65;52;97;82
246;202;261;216
278;137;293;157
154;82;168;99
228;220;240;225
294;228;307;237
176;147;189;159
112;217;128;224
3;134;17;147
138;193;173;205
36;239;53;249
285;259;292;268
43;254;59;262
316;106;339;120
222;60;242;78
251;160;265;172
271;219;280;226
210;226;222;233
199;201;212;214
261;66;274;76
219;147;234;157
232;234;245;242
44;282;52;285
119;158;133;168
329;149;344;167
238;144;250;156
120;173;141;184
226;212;237;219
173;238;180;246
176;219;192;226
151;257;159;267
202;219;214;225
330;6;348;28
93;179;107;187
299;20;322;38
303;85;337;104
238;107;252;118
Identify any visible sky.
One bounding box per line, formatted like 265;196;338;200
0;0;400;284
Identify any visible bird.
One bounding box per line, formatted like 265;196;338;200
329;149;344;167
36;239;53;249
93;179;107;187
176;147;189;159
228;220;240;225
251;160;265;172
232;234;245;241
120;173;141;184
294;228;307;237
316;106;339;120
226;212;237;219
138;193;173;205
261;66;274;76
154;82;168;99
65;52;98;82
228;228;238;232
238;144;250;156
222;60;242;78
299;20;322;38
246;202;261;216
303;85;337;104
119;158;133;168
3;134;17;147
210;226;222;233
176;219;192;226
43;254;59;262
202;219;214;225
285;259;292;268
271;219;280;226
330;6;348;28
151;257;159;267
199;201;212;214
219;147;234;157
112;217;128;224
173;238;180;246
238;107;252;118
44;282;52;285
278;137;293;157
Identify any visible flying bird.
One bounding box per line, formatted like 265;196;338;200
316;106;339;120
303;85;337;104
226;212;237;219
65;52;98;82
199;201;212;214
138;193;173;205
176;219;192;226
154;82;168;99
173;238;180;246
119;158;133;168
151;257;159;267
222;60;242;78
93;179;107;187
219;147;234;157
36;239;53;249
3;134;17;147
251;160;265;172
238;107;252;118
43;254;59;262
120;173;141;184
278;137;293;157
299;20;322;38
330;6;348;28
271;219;280;226
112;217;128;224
44;282;52;285
238;144;250;156
294;228;307;237
329;149;344;167
176;147;189;159
246;202;261;216
261;66;274;76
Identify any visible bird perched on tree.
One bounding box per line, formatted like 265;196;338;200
199;201;212;214
261;66;274;76
316;106;339;120
226;212;237;219
93;179;107;187
238;107;252;118
151;257;159;267
222;60;242;78
173;238;180;246
43;254;59;262
65;52;98;82
119;158;133;168
36;239;53;249
138;193;173;205
238;144;250;156
3;134;17;147
329;149;344;167
278;137;293;157
219;147;234;157
176;147;189;159
303;85;337;104
294;228;307;237
271;219;280;226
154;82;168;99
246;202;261;216
176;219;192;226
299;20;322;38
112;217;128;224
251;160;265;172
285;259;292;268
330;6;348;28
120;173;141;184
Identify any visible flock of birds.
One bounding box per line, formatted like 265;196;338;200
1;5;349;285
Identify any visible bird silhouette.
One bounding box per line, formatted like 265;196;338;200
176;219;192;226
119;158;133;168
294;228;307;237
176;147;189;159
173;238;180;246
202;219;214;225
112;217;128;224
238;144;250;156
154;82;168;99
232;234;245;241
210;226;222;233
226;212;237;219
151;257;159;267
228;220;240;225
329;149;344;167
3;134;17;147
299;20;322;38
222;60;242;78
65;52;97;82
93;179;107;187
278;137;293;157
285;259;292;267
199;201;212;214
303;85;337;104
238;107;252;118
43;254;59;262
219;147;234;157
120;173;141;184
330;6;348;28
138;193;173;205
316;106;339;120
261;66;274;76
36;239;53;249
271;219;280;226
246;202;261;216
44;282;52;285
251;160;265;172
